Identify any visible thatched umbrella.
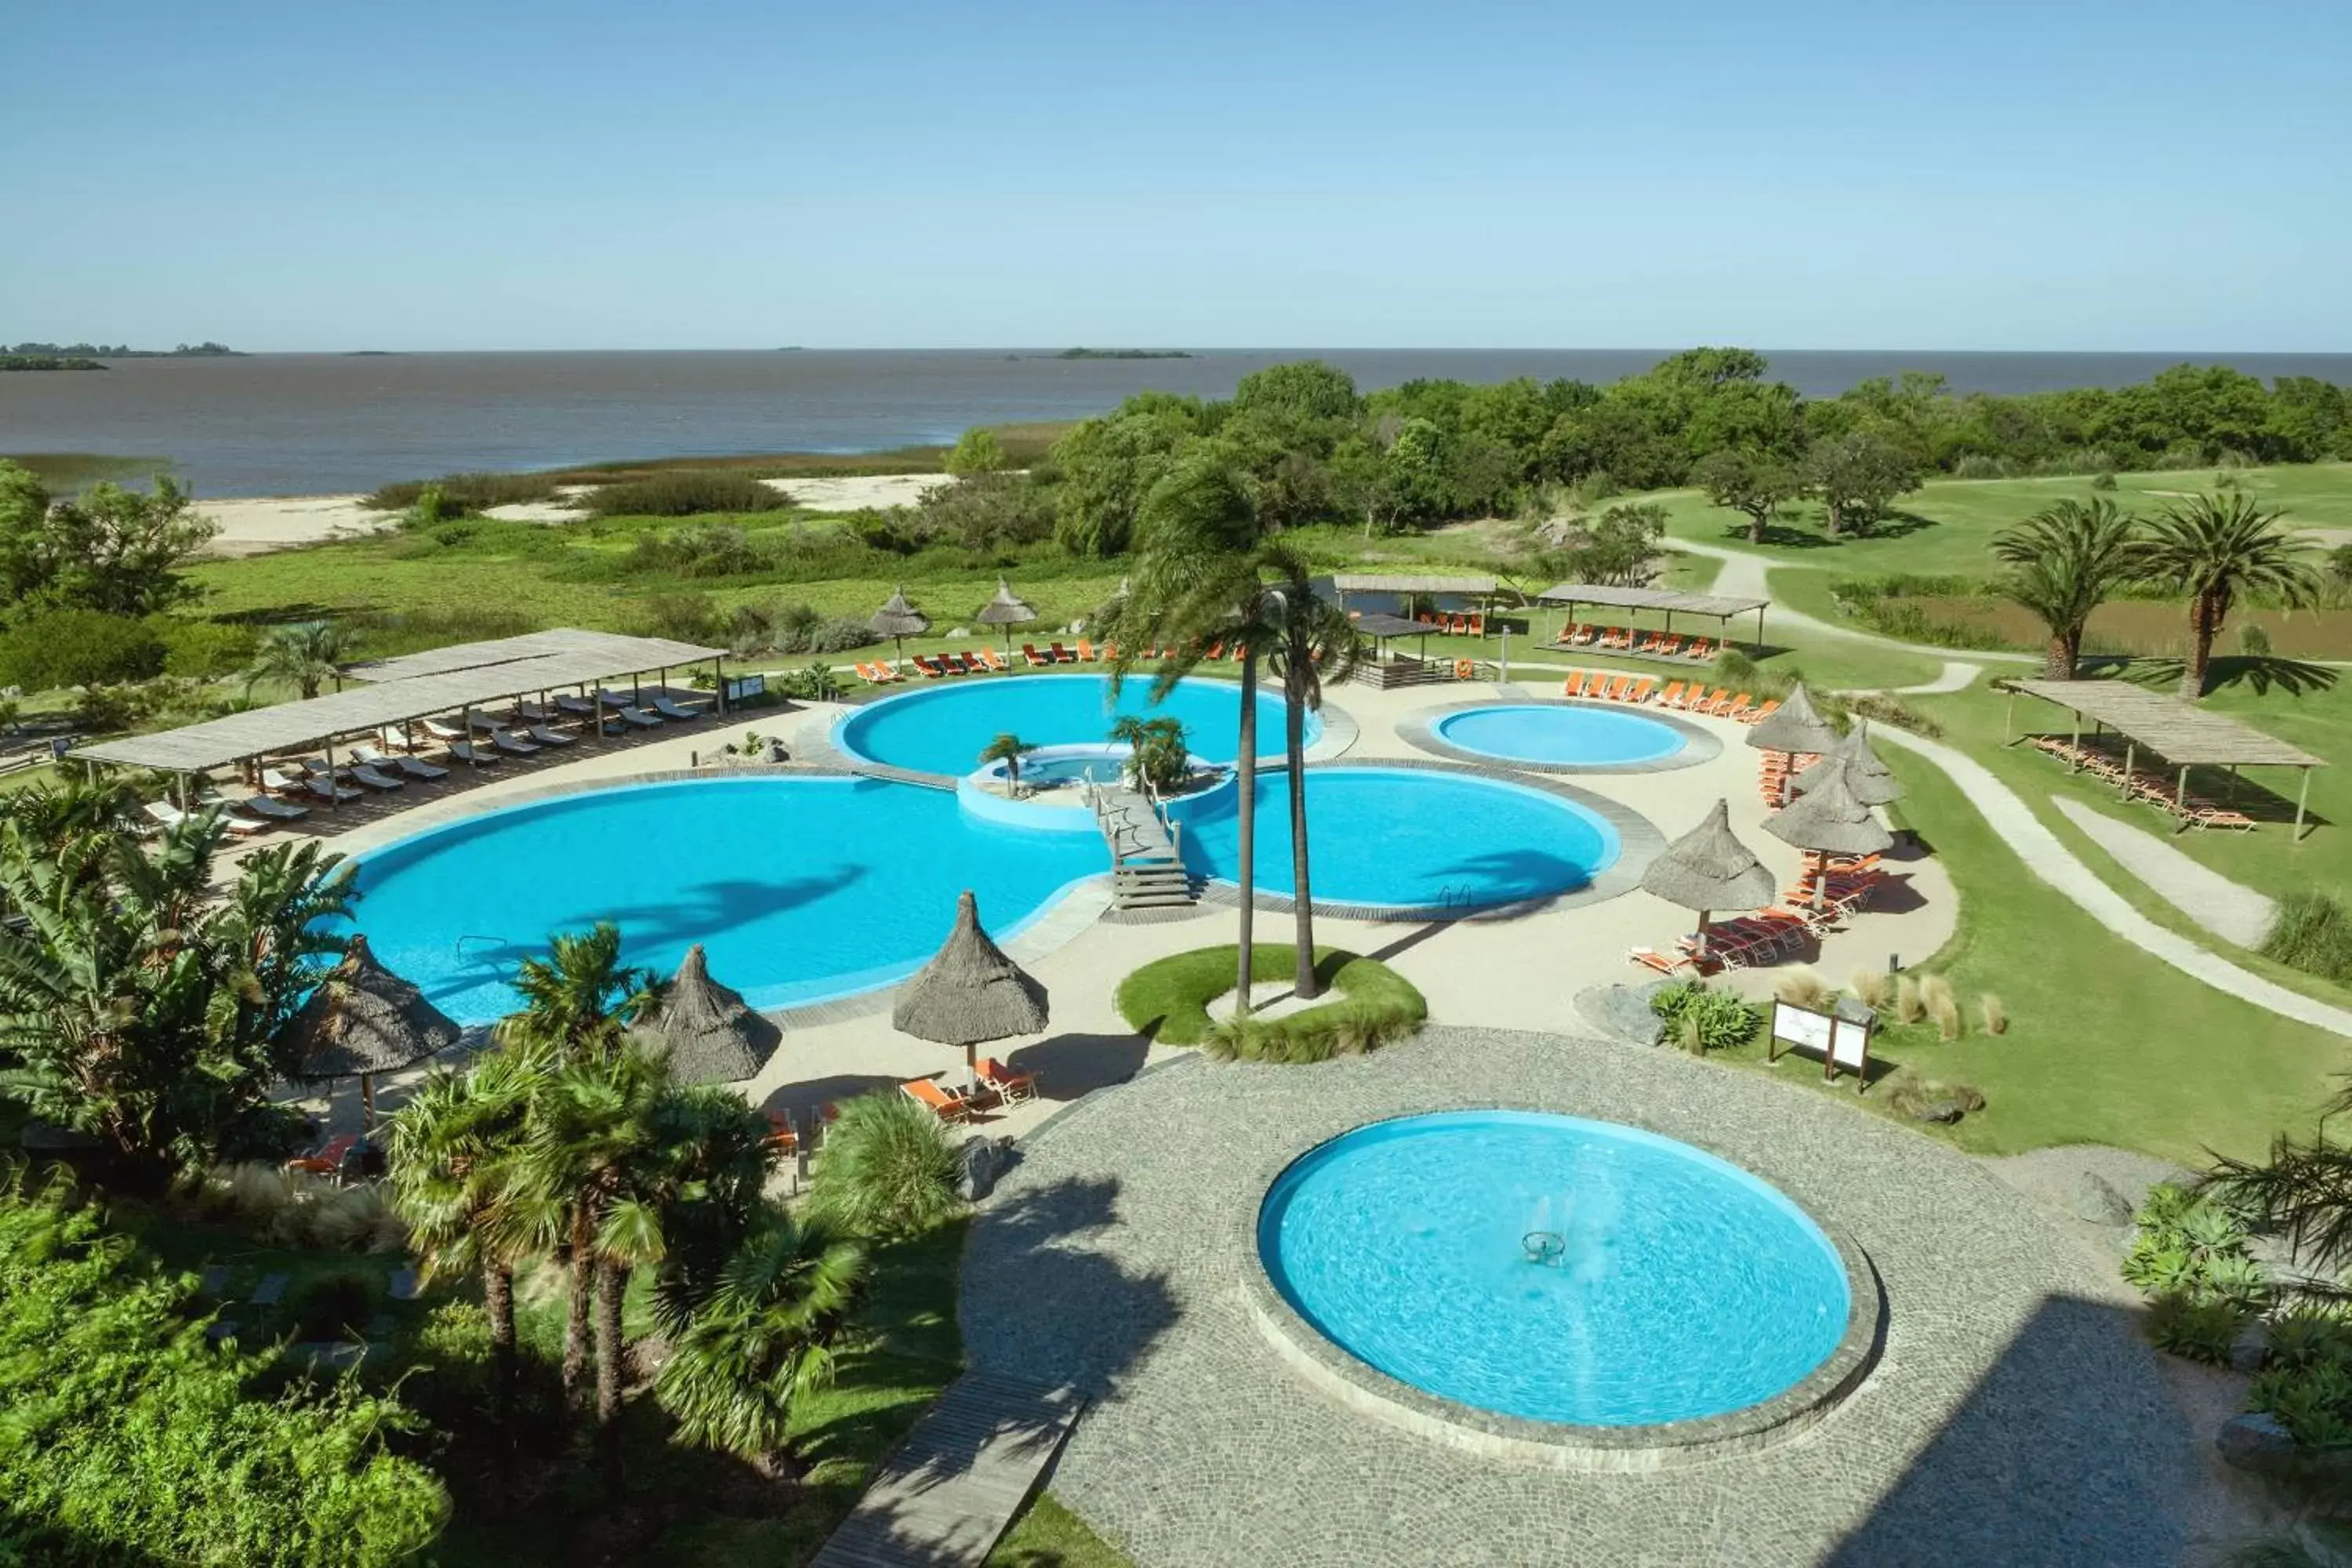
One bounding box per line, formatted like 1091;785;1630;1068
1792;720;1902;807
1745;681;1839;757
869;585;931;659
892;890;1048;1091
1765;763;1895;907
1639;799;1777;962
280;934;460;1129
638;944;781;1085
975;578;1036;655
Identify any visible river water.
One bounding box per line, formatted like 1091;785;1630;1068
6;347;2349;498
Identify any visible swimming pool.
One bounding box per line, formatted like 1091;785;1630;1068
1258;1111;1852;1427
1181;767;1617;911
1433;703;1686;768
346;776;1107;1025
835;673;1308;777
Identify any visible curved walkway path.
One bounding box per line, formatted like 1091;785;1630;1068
963;1028;2201;1567
1677;539;2036;663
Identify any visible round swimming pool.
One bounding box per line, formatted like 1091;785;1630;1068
834;673;1308;777
1181;767;1617;911
346;776;1106;1025
1433;703;1686;768
1258;1111;1852;1427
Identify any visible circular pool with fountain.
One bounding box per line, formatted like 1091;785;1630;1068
833;672;1308;778
1432;703;1687;769
1257;1111;1856;1434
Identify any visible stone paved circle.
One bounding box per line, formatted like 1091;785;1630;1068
960;1027;2197;1567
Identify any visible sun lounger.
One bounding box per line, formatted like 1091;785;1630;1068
900;1077;975;1123
650;695;706;720
1626;678;1656;703
525;724;576;748
977;1057;1038;1106
446;742;502;766
608;706;662;729
515;701;556;723
855;662;887;684
353;744;450;782
347;763;408;792
1685;638;1716;662
555;692;598;716
1628;945;1702;977
1050;641;1076;663
145;799;267;837
1740;698;1780;725
1076;639;1098;661
485;729;542;757
975;648;1008;673
1022;642;1054;668
1602;676;1634;702
303;774;362;804
913;655;946;677
1101;641;1120;661
423;718;467;742
1655;681;1686;709
762;1107;800;1157
225;792;310;822
1561;671;1586;699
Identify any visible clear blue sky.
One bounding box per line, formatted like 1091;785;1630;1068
5;0;2347;352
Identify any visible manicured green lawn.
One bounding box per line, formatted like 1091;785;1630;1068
1114;944;1427;1050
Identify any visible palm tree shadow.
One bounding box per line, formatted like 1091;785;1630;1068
2120;655;2339;699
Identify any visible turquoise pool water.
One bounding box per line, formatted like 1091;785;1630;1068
1259;1111;1850;1426
1181;768;1617;910
346;776;1106;1025
836;673;1306;776
1435;703;1685;767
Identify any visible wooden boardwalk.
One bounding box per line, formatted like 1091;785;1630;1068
811;1372;1086;1568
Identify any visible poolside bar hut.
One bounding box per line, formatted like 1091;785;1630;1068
637;944;781;1086
1764;764;1894;908
892;890;1049;1092
975;578;1037;655
1641;800;1777;963
869;586;931;660
280;934;461;1131
1346;612;1446;688
1791;720;1902;807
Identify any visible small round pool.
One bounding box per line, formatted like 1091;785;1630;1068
1181;767;1617;911
1258;1111;1851;1428
346;776;1106;1025
835;673;1309;778
1433;703;1685;768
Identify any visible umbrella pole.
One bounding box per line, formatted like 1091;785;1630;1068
1810;852;1826;910
1695;910;1709;966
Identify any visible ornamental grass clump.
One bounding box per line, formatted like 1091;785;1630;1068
2260;890;2352;985
1980;993;2009;1035
1772;967;1833;1011
807;1091;964;1238
1847;967;1894;1011
1922;975;1962;1040
1895;975;1926;1024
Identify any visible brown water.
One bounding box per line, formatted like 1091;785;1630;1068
7;348;2352;499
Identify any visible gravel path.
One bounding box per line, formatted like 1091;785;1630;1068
2052;798;2279;949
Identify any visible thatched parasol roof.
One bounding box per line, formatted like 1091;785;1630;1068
281;934;460;1081
975;578;1036;628
640;944;780;1085
1764;762;1895;856
869;585;931;639
1745;682;1840;756
892;891;1048;1048
1640;800;1777;914
1793;720;1902;806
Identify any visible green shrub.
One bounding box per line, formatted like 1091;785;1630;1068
367;470;561;513
808;616;880;654
636;590;721;643
2249;1308;2352;1447
589;470;780;517
286;1269;383;1341
1650;981;1762;1054
0;608;168;691
770;600;824;652
2261;891;2352;984
2123;1182;2269;1325
158;616;259;677
1117;945;1427;1060
806;1091;964;1237
2145;1290;2249;1366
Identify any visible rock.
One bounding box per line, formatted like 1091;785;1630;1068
2072;1171;2138;1228
2229;1319;2270;1374
764;739;790;764
1573;984;1666;1047
956;1135;1014;1202
2216;1412;2297;1472
1907;1099;1969;1124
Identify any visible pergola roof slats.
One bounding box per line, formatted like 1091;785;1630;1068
343;629;724;683
1534;583;1770;619
1330;574;1499;597
2012;680;2324;768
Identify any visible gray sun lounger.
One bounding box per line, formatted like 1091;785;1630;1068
609;706;662;729
346;764;408;792
555;693;597;717
394;754;448;782
304;775;363;804
447;742;502;766
228;793;310;822
525;724;576;747
488;729;542;757
649;695;706;721
517;701;557;723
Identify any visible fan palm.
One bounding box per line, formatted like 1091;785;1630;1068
493;921;658;1062
654;1209;866;1479
1105;458;1279;1014
2205;1075;2352;1279
2138;493;2321;698
1260;543;1361;1000
978;732;1033;798
243;619;349;701
1990;498;2143;679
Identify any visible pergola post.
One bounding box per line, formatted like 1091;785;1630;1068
1756;603;1766;651
324;735;339;808
2071;709;2082;771
2003;688;2015;744
713;655;727;714
2294;769;2312;842
2119;741;2136;800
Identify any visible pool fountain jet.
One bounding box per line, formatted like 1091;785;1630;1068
1523;1196;1566;1267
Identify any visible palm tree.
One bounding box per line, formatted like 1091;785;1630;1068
1990;499;2143;679
1259;543;1360;1000
2205;1074;2352;1278
243;620;349;701
383;1047;544;1482
653;1210;866;1479
978;732;1033;798
1105;457;1279;1015
493;922;658;1062
2138;493;2322;699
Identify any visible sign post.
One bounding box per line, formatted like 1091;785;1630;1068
1769;998;1876;1092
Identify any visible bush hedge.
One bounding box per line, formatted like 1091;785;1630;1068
1116;945;1428;1063
587;471;782;517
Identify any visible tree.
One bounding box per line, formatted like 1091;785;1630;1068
1691;448;1801;544
0;469;215;620
944;427;1007;476
1261;545;1360;1000
1229;359;1359;432
1050;405;1198;557
2137;493;2321;699
1108;714;1189;792
1565;503;1668;586
1802;428;1922;537
804;1090;961;1238
978;732;1033;797
243;620;349;701
1991;499;2145;678
654;1210;866;1479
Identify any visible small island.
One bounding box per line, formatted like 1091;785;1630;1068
1051;347;1194;360
3;340;242;359
0;355;106;372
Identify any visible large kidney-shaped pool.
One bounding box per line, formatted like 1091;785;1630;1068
835;673;1307;777
1434;703;1686;768
1258;1111;1853;1428
345;775;1107;1025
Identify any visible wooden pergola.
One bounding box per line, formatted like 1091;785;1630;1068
1534;583;1770;650
2003;678;2327;838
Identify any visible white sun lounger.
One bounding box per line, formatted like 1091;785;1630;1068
144;800;267;837
423;718;467;742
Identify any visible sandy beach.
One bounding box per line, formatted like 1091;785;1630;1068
763;473;954;510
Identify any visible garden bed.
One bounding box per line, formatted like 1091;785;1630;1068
1115;945;1428;1062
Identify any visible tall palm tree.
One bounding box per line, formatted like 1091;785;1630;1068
384;1047;545;1483
1105;458;1280;1014
978;732;1033;798
243;620;349;701
1990;498;2143;679
2138;493;2321;699
1259;544;1360;1000
493;921;658;1062
654;1209;866;1479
